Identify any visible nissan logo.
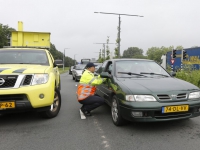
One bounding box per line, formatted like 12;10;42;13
171;94;177;98
0;78;5;86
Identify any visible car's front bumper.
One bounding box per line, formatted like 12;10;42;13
119;100;200;122
75;75;82;80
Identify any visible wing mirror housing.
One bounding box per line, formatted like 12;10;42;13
53;62;57;67
100;72;111;78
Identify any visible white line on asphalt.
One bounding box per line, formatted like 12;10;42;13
93;118;111;149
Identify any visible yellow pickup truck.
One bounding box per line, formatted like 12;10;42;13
0;47;61;118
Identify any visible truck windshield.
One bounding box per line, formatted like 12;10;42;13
0;49;49;65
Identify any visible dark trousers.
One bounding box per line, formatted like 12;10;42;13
79;94;104;112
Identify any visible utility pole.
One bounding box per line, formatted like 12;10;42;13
94;12;143;58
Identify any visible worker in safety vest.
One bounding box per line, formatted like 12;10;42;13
77;62;106;116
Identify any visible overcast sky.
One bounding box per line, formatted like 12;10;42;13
1;0;200;62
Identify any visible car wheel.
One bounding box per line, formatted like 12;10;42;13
39;88;61;118
111;96;127;126
75;76;78;82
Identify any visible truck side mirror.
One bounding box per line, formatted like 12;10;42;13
53;62;57;67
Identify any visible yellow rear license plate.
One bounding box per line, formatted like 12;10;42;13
162;105;189;113
0;102;15;109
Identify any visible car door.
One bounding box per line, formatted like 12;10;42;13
102;62;114;105
96;61;108;98
98;61;113;105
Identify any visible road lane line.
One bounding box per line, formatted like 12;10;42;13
93;117;111;149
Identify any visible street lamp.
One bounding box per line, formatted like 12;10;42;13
63;48;70;71
94;43;115;60
94;12;143;58
74;54;78;65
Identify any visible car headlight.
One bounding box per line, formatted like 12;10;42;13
31;74;49;85
189;91;200;99
126;95;157;102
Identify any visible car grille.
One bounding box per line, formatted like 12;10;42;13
177;93;187;99
157;94;170;100
157;93;187;101
22;75;32;85
0;75;18;88
0;94;27;101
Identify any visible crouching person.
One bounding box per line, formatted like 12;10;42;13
77;62;106;117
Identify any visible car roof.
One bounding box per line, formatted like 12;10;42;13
0;48;47;51
108;58;154;62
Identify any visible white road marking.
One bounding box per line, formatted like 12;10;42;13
93;118;111;149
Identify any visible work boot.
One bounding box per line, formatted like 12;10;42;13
81;107;92;116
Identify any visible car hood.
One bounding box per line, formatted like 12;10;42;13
117;77;199;94
0;64;50;74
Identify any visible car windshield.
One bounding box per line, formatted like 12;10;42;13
115;60;170;78
94;63;102;71
0;49;49;65
75;65;86;70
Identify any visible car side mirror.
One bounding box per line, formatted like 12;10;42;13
100;72;111;78
170;72;176;77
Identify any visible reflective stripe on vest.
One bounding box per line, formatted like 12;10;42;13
77;77;97;100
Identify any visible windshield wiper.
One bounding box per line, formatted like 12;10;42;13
140;72;169;77
118;72;147;77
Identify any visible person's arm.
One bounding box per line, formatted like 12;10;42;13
89;76;106;86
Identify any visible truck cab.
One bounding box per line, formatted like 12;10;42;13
0;47;61;118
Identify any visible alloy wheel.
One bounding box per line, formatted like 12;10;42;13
112;99;118;122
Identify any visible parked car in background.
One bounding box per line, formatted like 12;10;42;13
72;64;86;82
96;59;200;126
69;66;74;75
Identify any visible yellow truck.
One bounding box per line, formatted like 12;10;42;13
0;47;61;118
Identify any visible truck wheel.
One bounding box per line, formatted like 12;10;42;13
111;96;127;126
39;88;61;118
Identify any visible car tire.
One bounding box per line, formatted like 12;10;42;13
39;88;61;119
111;96;127;126
75;76;78;82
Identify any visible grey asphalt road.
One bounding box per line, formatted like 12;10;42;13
1;72;200;150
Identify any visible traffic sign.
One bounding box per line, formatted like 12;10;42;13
171;59;175;64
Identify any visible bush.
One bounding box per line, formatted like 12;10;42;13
176;65;200;87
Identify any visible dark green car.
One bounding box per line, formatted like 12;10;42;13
96;59;200;126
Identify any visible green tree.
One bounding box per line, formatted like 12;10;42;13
106;36;110;60
146;46;174;63
114;26;120;58
176;45;183;50
122;47;143;58
49;43;75;67
0;23;15;48
98;49;104;63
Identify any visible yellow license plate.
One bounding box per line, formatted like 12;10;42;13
0;102;15;109
162;105;189;113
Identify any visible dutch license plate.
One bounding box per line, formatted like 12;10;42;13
0;102;15;109
162;105;189;113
